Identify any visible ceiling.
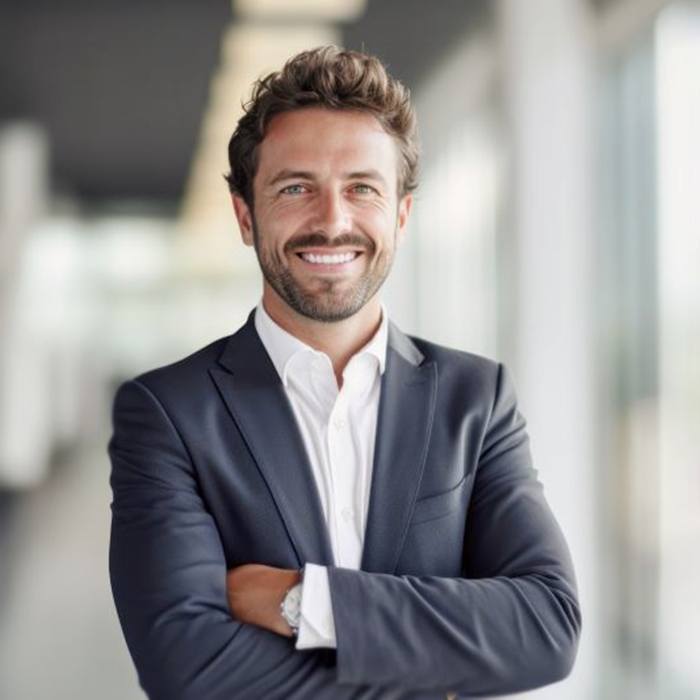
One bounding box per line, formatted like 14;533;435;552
0;0;486;210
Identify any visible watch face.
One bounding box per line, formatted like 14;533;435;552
282;583;302;628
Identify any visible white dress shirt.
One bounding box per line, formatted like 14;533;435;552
254;301;387;649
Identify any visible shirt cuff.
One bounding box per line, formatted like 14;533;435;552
295;563;337;649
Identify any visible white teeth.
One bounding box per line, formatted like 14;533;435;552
300;252;358;265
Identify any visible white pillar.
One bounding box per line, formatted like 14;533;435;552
497;1;598;697
0;123;51;487
0;123;48;324
655;4;700;695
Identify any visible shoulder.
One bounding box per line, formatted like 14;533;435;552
409;333;501;380
388;321;500;378
138;335;229;382
403;332;511;408
401;333;524;432
410;334;499;373
116;334;232;408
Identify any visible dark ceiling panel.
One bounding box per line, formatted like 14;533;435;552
0;1;231;205
342;0;490;92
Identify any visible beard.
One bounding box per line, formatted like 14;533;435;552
251;221;396;323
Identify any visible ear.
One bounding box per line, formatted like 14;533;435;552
231;194;254;247
396;193;413;247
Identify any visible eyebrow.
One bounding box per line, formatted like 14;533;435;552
346;169;389;187
264;168;389;189
265;170;314;188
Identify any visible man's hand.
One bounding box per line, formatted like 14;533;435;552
226;564;301;637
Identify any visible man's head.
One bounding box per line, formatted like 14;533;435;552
226;46;419;324
225;45;419;208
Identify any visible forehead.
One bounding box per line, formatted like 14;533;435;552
256;107;399;179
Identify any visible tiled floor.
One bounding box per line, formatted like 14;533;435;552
0;435;144;700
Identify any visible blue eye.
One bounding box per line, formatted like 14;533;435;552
281;184;306;195
352;184;375;194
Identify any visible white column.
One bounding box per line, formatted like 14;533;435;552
0;123;48;326
655;5;700;695
497;1;597;698
0;123;51;487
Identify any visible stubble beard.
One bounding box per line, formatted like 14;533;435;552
251;219;396;323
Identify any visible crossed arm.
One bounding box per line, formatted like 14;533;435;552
108;368;581;699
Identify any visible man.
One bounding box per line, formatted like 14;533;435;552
109;46;581;699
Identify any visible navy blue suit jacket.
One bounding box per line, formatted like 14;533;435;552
108;312;581;699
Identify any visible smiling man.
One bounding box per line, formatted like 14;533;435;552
108;46;581;699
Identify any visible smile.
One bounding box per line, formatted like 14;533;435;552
296;251;360;265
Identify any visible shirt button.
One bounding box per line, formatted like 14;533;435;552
341;507;353;522
333;416;346;430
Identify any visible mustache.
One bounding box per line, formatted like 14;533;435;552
285;232;374;253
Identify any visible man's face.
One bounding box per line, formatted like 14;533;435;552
232;107;412;323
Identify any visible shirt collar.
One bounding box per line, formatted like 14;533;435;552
254;300;388;387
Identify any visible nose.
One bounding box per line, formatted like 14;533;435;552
313;188;352;240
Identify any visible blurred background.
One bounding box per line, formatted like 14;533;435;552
0;0;698;698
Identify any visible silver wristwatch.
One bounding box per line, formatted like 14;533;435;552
280;570;304;636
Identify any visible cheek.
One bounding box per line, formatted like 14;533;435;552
357;205;397;234
256;207;306;243
370;214;400;248
254;218;286;249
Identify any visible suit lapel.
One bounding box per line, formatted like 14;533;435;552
210;314;335;568
210;312;438;575
361;322;438;574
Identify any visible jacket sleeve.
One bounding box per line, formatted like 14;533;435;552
327;363;582;696
108;379;355;700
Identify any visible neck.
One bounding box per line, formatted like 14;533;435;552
261;285;382;386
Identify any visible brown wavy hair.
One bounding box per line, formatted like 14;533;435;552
224;45;419;207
